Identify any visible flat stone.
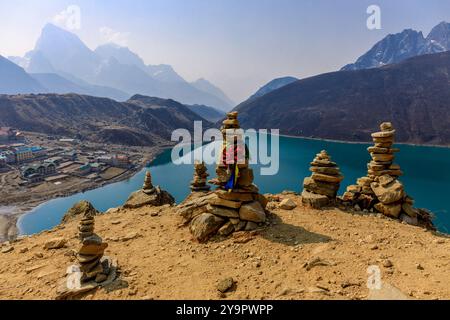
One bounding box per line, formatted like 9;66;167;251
78;242;108;255
309;166;341;175
209;196;242;209
367;146;389;154
77;254;102;263
190;213;225;242
310;160;337;167
371;130;395;138
216;190;253;202
311;173;343;183
301;190;330;209
239;201;266;223
378;175;395;187
44;237;67;250
278;198;297;210
237;168;254;187
254;194;268;209
1;246;14;253
371;153;395;162
206;204;239;218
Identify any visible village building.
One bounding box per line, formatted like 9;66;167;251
21;161;57;182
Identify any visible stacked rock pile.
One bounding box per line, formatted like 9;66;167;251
302;150;344;208
123;171;175;209
342;122;434;229
190;162;211;192
77;212;111;283
178;112;268;242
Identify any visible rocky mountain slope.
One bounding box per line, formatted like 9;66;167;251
0;56;46;94
234;51;450;145
342;21;450;71
0;194;448;300
247;76;299;102
185;104;226;122
8;24;233;110
0;93;210;146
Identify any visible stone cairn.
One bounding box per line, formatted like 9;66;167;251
342;122;434;229
143;171;155;193
123;170;175;209
77;212;111;283
302;150;344;208
178;111;268;242
190;161;211;192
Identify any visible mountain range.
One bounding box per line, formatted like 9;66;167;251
5;23;234;111
246;76;298;102
0;93;210;146
342;21;450;70
234;51;450;145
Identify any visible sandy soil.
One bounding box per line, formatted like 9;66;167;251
0;195;449;300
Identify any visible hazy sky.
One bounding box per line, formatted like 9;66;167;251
1;0;450;102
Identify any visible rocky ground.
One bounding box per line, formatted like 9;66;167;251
0;194;449;300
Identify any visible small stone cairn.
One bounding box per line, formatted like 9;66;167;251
56;207;117;299
124;170;175;208
77;212;111;283
190;162;210;192
178;112;268;242
342;122;434;229
302;150;344;208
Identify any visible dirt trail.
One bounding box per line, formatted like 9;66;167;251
0;195;449;300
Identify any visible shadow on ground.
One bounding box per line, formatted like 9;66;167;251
260;213;332;246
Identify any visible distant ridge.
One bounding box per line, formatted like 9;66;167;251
234;51;450;145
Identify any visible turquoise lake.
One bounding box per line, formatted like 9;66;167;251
18;135;450;234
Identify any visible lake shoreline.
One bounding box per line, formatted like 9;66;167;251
275;133;450;149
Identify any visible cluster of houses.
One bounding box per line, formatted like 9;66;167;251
0;128;132;186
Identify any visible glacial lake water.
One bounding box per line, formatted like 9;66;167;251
18;134;450;235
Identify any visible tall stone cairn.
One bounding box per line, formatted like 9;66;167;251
302;150;344;208
183;112;268;242
342;122;434;229
76;212;110;283
190;162;210;191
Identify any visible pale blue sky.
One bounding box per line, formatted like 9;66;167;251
1;0;450;101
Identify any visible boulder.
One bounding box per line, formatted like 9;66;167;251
239;201;266;223
123;187;175;209
301;190;330;209
371;179;404;204
190;213;225;242
278;198;297;210
374;202;402;218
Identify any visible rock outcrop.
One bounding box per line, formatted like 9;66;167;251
341;122;434;229
61;201;100;224
302;150;343;208
124;171;175;209
178;112;268;242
